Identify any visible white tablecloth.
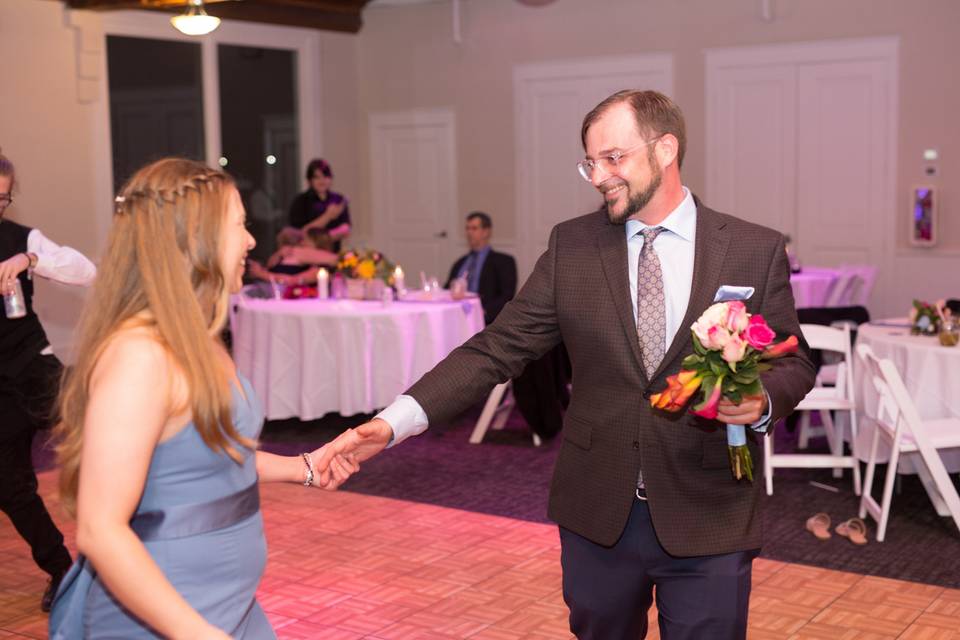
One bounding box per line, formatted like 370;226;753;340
790;267;839;308
231;296;485;419
854;320;960;473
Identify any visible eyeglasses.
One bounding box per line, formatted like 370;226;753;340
0;195;12;211
576;136;662;182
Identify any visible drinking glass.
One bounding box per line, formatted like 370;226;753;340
939;319;959;347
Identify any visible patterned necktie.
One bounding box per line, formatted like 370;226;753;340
636;227;666;379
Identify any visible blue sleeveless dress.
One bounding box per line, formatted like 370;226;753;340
50;376;276;639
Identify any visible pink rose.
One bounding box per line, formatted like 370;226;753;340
701;325;731;350
692;302;732;347
743;315;776;350
722;333;747;363
725;301;749;333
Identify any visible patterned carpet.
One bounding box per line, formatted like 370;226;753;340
255;406;960;590
32;406;960;588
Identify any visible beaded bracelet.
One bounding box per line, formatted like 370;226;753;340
301;452;315;487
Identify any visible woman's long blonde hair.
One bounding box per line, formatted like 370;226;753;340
56;157;253;515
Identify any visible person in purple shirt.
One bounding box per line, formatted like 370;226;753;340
284;159;351;253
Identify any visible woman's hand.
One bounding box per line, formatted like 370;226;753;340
246;259;270;281
308;447;360;490
312;419;392;488
0;252;28;294
304;202;344;232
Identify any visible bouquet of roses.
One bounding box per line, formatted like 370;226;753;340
649;301;798;481
336;248;396;285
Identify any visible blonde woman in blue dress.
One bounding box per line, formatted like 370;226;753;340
50;158;357;639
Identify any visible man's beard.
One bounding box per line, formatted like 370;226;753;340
605;168;662;225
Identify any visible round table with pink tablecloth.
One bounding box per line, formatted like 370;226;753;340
854;320;960;473
790;267;839;308
230;295;485;420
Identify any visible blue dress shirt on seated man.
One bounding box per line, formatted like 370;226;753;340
445;211;517;325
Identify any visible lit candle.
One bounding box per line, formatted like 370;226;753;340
317;268;329;299
393;266;405;293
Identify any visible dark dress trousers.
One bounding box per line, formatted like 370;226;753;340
412;202;816;556
446;250;517;326
0;221;72;581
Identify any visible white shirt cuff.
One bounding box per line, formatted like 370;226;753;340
748;390;774;433
27;229;96;286
375;394;429;447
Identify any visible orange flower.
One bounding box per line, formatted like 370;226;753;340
650;370;703;412
761;335;799;359
356;259;376;279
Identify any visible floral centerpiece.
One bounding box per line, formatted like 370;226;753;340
335;248;396;300
336;248;395;284
649;301;798;481
909;299;945;336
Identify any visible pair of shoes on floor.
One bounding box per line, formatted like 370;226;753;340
805;513;869;545
41;568;68;613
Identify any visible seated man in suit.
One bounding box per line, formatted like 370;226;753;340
447;211;568;440
445;211;517;325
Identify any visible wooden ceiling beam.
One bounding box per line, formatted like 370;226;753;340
63;0;374;33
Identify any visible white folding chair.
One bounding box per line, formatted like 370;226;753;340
470;381;518;444
764;323;860;496
823;267;860;308
855;344;960;541
844;264;879;309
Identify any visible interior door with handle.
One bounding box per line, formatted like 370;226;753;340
369;108;458;285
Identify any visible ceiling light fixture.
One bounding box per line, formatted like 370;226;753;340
171;0;221;36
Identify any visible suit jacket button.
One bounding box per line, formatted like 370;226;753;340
632;441;640;450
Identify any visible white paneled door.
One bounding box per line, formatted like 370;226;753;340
369;108;458;284
707;38;898;311
795;58;895;269
514;55;674;279
706;63;797;236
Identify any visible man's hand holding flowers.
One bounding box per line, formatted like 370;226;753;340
649;301;798;481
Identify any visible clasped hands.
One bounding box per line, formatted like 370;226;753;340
311;418;393;488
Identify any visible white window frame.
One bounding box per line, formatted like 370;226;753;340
88;10;322;241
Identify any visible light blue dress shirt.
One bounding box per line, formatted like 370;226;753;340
380;187;768;445
457;245;491;294
627;187;696;348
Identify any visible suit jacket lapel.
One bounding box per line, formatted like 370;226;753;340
654;204;729;379
598;220;646;376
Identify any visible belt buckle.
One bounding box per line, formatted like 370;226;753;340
635;488;647;501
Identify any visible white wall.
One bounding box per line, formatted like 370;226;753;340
0;0;361;356
1;1;104;358
357;0;960;317
3;0;959;351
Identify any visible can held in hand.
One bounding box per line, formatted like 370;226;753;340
3;278;27;319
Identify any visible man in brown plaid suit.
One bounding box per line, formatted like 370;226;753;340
319;90;816;639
